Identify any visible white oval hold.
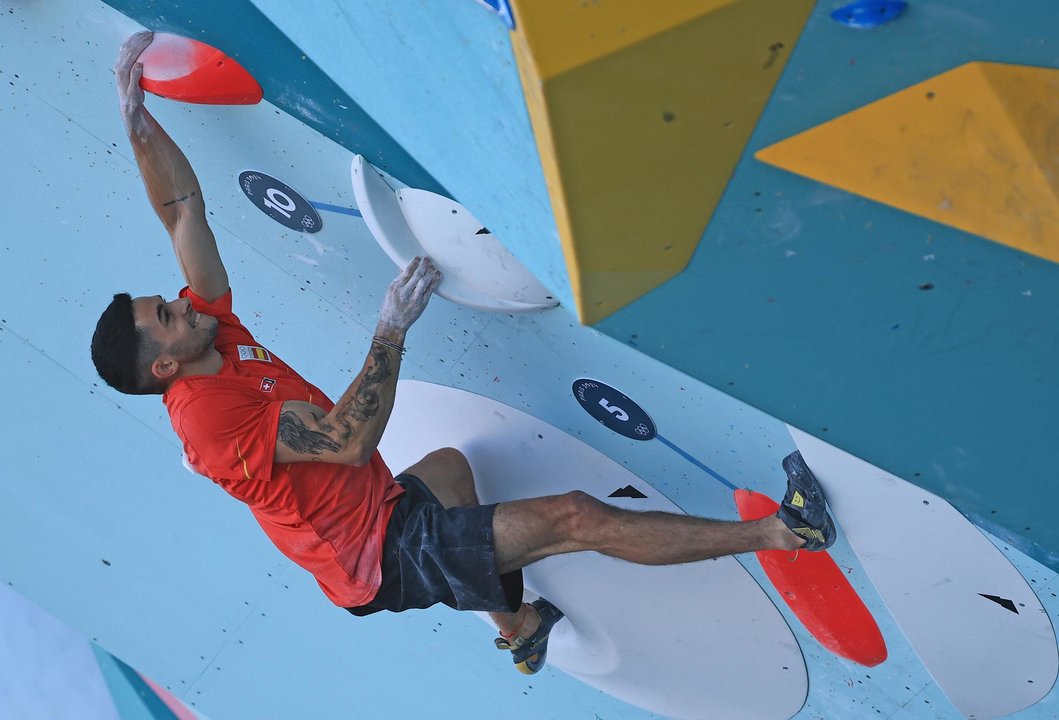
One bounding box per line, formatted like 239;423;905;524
351;155;557;313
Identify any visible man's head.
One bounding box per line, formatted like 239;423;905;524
91;293;218;395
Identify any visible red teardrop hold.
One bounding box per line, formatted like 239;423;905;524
734;488;888;667
138;33;262;105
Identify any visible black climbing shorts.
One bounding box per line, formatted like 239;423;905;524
346;473;524;617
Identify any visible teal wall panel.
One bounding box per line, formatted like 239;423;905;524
596;0;1059;565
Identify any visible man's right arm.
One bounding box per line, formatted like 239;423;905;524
116;31;230;303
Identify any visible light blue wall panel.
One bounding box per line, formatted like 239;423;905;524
246;0;571;308
0;4;660;717
0;584;120;720
100;0;448;198
3;2;1058;718
99;0;572;311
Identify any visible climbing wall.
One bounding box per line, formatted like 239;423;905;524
2;1;1058;719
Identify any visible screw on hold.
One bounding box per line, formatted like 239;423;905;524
763;42;785;70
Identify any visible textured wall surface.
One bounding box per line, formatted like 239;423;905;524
2;1;1057;719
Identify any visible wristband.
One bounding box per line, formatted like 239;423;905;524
372;336;406;356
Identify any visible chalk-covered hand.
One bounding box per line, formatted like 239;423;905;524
376;256;443;340
115;31;153;132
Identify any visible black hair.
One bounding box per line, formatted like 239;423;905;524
90;293;165;395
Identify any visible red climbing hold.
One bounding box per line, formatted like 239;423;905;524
138;33;262;105
734;488;888;667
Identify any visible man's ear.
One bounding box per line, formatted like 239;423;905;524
152;354;179;381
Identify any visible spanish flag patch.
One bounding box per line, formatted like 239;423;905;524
237;344;273;362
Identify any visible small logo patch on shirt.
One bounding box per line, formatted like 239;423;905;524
238;344;272;362
260;377;276;393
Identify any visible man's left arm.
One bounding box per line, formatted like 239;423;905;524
116;31;230;303
274;257;442;467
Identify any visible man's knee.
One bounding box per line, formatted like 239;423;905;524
554;490;610;543
492;491;613;571
436;447;473;485
431;446;470;472
403;447;478;508
409;446;470;479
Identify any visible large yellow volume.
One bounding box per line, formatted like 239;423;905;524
756;62;1059;264
510;0;815;324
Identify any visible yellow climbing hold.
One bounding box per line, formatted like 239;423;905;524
509;0;815;323
756;62;1059;264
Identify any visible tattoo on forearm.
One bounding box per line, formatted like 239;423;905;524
337;345;392;425
278;410;342;455
162;190;197;207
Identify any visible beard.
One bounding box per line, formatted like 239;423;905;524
168;314;220;361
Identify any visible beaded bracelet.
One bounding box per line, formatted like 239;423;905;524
371;335;406;356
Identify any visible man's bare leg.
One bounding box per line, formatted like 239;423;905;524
398;448;539;639
488;491;809;674
403;450;806;642
492;491;804;576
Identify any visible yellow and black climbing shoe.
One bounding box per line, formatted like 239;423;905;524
494;598;565;675
777;450;837;551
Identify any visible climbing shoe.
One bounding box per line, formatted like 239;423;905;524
494;598;565;675
777;450;837;551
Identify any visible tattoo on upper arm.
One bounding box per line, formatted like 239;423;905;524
162;190;197;207
305;404;349;443
278;410;342;455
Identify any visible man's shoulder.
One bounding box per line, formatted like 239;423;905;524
165;373;281;459
166;372;262;412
